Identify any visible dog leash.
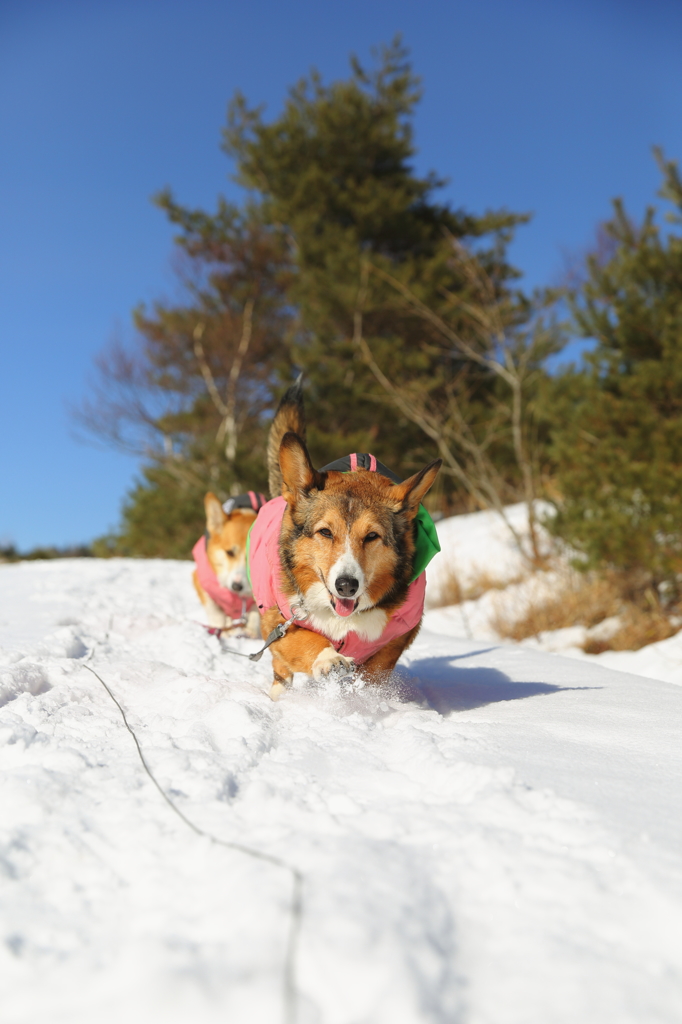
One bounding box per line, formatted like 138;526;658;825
194;599;249;637
196;607;308;662
202;608;358;687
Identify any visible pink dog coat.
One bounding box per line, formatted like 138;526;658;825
247;496;427;664
192;537;257;620
192;491;265;620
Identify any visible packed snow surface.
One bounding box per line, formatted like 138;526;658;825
1;553;682;1023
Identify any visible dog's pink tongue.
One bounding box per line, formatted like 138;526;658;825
334;598;356;617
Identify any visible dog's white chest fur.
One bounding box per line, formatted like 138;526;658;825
301;582;388;641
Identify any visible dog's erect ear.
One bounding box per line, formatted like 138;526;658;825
279;432;325;502
204;492;226;535
390;459;442;518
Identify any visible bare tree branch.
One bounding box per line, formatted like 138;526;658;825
355;253;547;563
367;261;517;387
193;323;229;417
218;297;255;464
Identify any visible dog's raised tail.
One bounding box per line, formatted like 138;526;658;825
268;375;306;498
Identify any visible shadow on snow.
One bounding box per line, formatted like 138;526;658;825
399;651;599;714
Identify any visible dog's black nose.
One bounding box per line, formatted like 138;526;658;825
335;576;359;598
231;581;243;592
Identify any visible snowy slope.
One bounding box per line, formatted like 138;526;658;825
425;503;682;686
1;556;682;1024
425;503;549;604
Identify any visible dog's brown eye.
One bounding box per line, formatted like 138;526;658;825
318;528;333;539
365;532;380;542
226;547;238;558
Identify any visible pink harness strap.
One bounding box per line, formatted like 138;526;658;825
192;537;256;619
349;452;376;472
248;496;426;665
247;491;267;511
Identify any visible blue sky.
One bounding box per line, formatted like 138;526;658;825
1;0;681;549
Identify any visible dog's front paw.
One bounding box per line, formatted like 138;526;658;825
244;609;261;639
205;607;228;629
311;647;355;682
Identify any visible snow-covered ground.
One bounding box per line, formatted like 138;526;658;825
426;503;682;686
1;550;682;1023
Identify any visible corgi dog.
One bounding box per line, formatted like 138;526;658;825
192;491;265;638
248;380;442;698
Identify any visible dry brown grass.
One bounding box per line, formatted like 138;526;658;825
583;608;678;653
432;565;525;607
491;568;681;653
491;571;620;641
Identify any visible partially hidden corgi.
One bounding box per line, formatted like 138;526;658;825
193;491;266;638
247;380;442;698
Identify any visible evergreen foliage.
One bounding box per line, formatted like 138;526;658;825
224;38;531;488
92;466;208;559
87;40;536;555
0;543;93;563
549;150;682;585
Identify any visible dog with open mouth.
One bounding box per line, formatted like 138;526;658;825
247;379;442;699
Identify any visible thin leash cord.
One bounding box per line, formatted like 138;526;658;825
80;658;303;1024
196;607;306;663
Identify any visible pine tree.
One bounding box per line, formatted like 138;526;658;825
224;38;531;497
86;39;536;554
550;150;682;586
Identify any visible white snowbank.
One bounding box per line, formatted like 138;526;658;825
425;502;552;605
1;555;682;1023
426;503;682;686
